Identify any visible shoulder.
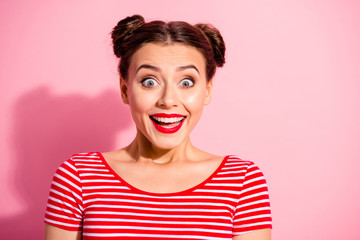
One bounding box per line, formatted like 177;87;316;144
221;155;268;181
55;152;104;175
223;155;256;170
49;153;104;193
65;152;104;166
71;152;103;161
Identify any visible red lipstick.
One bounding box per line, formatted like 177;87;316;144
150;113;186;134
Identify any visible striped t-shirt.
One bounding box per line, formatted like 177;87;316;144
44;152;272;239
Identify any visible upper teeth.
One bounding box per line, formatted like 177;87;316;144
152;116;184;123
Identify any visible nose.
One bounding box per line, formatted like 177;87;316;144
157;83;178;108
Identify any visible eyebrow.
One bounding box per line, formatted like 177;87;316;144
177;65;199;74
136;64;199;74
136;64;160;73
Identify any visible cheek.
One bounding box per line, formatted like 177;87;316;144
183;89;207;113
128;88;158;116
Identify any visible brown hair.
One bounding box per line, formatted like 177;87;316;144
111;15;226;81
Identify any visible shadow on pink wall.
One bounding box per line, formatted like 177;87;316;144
0;86;132;239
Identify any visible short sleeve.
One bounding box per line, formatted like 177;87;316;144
233;162;272;235
44;158;83;231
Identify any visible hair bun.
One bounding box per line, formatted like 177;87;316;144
111;15;145;58
195;24;226;67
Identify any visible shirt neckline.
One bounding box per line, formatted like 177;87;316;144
96;152;230;196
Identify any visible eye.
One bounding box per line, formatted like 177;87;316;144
179;78;194;88
141;78;159;88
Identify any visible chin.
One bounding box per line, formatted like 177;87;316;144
150;137;187;150
135;127;187;150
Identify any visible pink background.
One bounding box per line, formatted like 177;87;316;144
1;0;359;239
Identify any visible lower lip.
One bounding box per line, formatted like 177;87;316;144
151;118;185;134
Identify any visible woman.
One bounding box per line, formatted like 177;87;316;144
44;15;272;240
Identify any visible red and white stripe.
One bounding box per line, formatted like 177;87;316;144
45;152;271;239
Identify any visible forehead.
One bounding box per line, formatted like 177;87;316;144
129;43;206;73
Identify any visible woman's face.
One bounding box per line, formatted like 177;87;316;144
121;43;212;150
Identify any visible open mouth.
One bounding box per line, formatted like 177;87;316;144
150;113;186;134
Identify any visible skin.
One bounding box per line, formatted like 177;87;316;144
104;43;224;194
45;225;81;240
45;43;271;240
